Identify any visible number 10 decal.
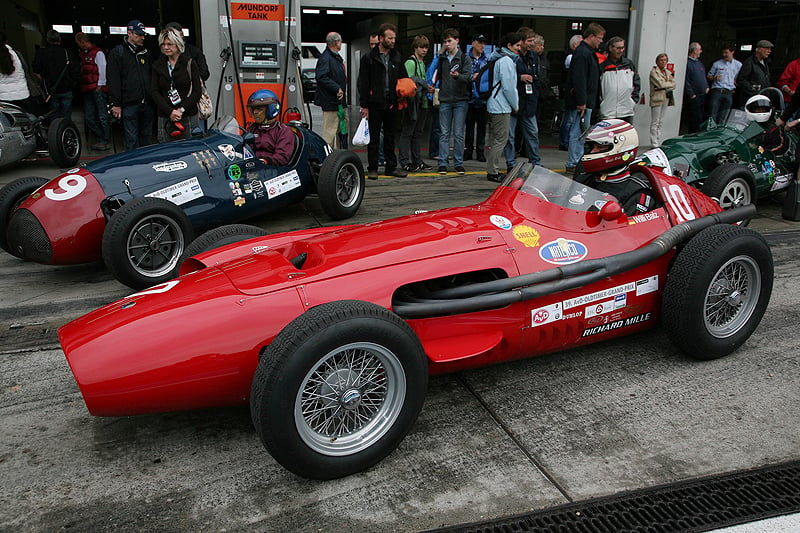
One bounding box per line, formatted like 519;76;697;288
45;174;88;201
662;184;696;223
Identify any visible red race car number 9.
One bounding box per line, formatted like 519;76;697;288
45;174;88;201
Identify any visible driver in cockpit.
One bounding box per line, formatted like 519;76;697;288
246;89;295;166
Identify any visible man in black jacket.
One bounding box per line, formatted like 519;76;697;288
315;32;347;148
33;30;80;121
564;22;605;171
505;27;540;170
736;40;772;109
358;23;408;179
107;20;154;151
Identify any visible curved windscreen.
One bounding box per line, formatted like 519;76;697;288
500;163;618;212
209;115;242;135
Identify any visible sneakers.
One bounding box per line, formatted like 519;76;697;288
401;163;416;172
438;166;447;175
387;168;408;178
455;166;466;175
368;170;379;180
486;173;504;183
416;162;433;171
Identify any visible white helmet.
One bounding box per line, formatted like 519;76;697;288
580;119;639;173
745;94;773;123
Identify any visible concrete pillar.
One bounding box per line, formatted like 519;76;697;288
629;0;695;146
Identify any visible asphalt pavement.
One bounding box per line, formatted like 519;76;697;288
1;118;799;531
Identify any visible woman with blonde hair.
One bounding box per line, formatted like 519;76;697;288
150;26;202;142
649;52;676;147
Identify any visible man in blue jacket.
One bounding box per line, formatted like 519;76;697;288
486;32;523;182
684;42;709;133
315;32;347;148
564;22;605;171
466;34;489;162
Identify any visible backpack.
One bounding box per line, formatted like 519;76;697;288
475;58;500;100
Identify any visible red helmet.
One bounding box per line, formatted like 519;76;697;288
580;119;639;173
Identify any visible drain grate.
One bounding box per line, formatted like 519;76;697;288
430;460;800;533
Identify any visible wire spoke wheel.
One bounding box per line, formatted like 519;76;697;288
295;341;405;456
703;255;760;338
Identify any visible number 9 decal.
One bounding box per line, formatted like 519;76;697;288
45;174;87;201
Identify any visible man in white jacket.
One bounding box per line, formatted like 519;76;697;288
486;32;523;183
598;36;640;124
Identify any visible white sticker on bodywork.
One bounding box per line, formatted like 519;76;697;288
771;173;792;192
531;302;562;327
265;169;301;199
562;282;636;310
153;160;188;172
146;176;204;206
641;148;672;175
636;275;659;296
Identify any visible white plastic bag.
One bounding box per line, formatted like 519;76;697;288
352;117;370;146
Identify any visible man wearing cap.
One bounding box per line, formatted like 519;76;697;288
107;20;154;150
736;40;772;109
465;34;489;162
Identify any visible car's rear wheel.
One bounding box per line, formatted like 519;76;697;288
662;224;773;360
250;300;428;479
102;197;194;290
0;176;48;256
46;118;81;168
179;224;268;266
317;150;364;220
702;164;755;223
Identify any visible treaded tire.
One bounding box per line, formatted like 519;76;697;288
317;150;365;220
0;176;48;255
46;118;81;168
250;300;428;479
102;197;194;290
662;224;773;360
701;163;755;218
179;224;268;266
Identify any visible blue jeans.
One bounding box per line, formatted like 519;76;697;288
83;90;110;144
438;101;468;168
560;107;575;147
566;107;592;167
121;102;154;151
505;113;540;168
708;90;733;124
48;92;73;122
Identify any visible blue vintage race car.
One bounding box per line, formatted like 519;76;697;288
0;115;364;289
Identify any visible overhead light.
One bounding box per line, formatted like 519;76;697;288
459;14;472;18
740;44;752;51
52;24;73;33
327;9;343;15
145;26;156;35
109;26;127;34
80;25;101;34
424;13;431;16
443;13;453;17
479;15;494;19
302;8;320;13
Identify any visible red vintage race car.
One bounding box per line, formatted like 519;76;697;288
58;163;773;480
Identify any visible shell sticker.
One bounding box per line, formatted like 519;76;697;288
512;225;541;248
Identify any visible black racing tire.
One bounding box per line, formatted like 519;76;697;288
250;300;428;479
179;224;268;266
46;118;82;168
662;224;773;360
317;150;365;220
701;163;756;217
102;197;194;290
0;176;49;256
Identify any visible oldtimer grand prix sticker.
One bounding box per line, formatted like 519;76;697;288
266;170;301;199
146;177;204;206
539;238;588;265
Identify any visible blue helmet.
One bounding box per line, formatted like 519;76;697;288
247;89;280;120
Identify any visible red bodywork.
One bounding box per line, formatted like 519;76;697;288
59;166;722;416
17;168;107;264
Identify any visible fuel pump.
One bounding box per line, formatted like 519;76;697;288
213;0;303;127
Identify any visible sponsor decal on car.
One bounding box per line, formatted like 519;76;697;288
152;160;188;172
636;275;659;296
243;145;254;159
530;302;562;327
490;215;512;230
771;173;792;192
628;211;661;225
228;164;242;180
146;177;204;206
234;196;246;207
584;293;627;319
67;167;81;174
512;225;541;248
266;169;301;199
563;281;636;309
539;238;588;265
581;312;652;337
218;144;240;161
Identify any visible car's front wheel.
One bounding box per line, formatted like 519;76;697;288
250;300;428;479
0;176;49;256
102;197;194;290
46;118;81;168
317;150;365;220
702;163;755;219
662;224;773;360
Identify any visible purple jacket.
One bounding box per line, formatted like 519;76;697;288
247;121;295;166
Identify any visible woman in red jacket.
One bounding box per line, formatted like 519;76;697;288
150;27;202;142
